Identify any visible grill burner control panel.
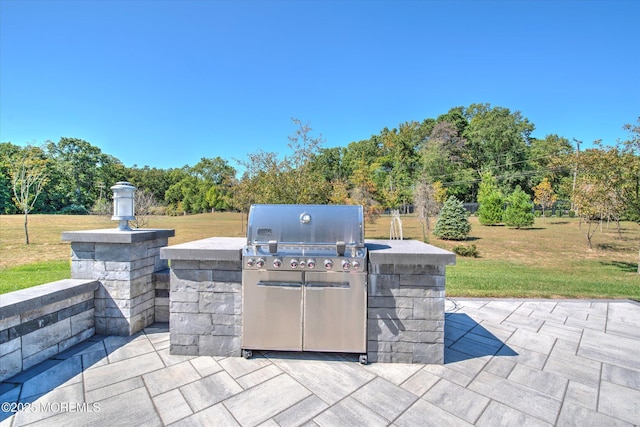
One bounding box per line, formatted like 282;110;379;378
243;246;367;272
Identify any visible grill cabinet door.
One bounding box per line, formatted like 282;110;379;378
242;270;303;351
303;271;367;353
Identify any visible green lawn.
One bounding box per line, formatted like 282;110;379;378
446;258;639;299
1;213;639;299
0;260;71;294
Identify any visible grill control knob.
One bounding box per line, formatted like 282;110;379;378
324;259;333;270
246;258;255;267
290;259;299;269
273;258;282;268
352;260;361;271
299;260;306;269
307;259;316;269
255;258;265;268
342;260;351;271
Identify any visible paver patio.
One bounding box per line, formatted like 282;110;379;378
1;298;639;426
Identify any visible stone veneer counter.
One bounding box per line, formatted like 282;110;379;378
365;239;455;363
160;237;244;261
161;237;455;363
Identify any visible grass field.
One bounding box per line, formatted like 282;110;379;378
1;212;638;299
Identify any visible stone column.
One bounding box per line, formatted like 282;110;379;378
62;228;174;336
160;237;244;357
366;239;455;364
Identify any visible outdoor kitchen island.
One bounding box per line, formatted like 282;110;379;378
161;237;455;364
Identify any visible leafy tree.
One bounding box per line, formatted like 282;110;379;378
504;186;535;229
233;119;330;211
433;196;471;240
463;104;535;197
436;107;468;136
0;170;13;214
45;138;125;212
572;179;603;249
127;165;180;202
529;134;573;189
420;121;473;201
477;171;503;225
233;150;282;210
163;157;236;214
533;177;558;221
378;121;425;211
350;159;382;223
432;181;448;205
342;137;382;180
0;142;22;214
620;117;640;272
328;179;350;205
282;118;331;204
572;145;629;231
310;147;347;183
9;146;49;243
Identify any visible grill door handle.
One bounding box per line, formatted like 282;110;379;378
257;281;302;288
305;282;350;289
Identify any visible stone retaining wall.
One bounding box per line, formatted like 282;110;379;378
0;279;99;382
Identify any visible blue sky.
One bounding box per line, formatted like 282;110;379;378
1;0;639;171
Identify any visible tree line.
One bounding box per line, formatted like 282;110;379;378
1;104;638;229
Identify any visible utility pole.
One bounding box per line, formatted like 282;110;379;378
96;181;105;201
571;138;582;212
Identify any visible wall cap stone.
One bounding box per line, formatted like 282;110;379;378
0;279;99;319
62;228;175;243
160;237;454;265
161;237;244;261
366;239;456;266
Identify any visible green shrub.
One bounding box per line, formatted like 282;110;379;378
544;210;553;217
504;186;534;229
91;199;111;216
478;191;504;225
60;204;89;215
568;210;576;218
453;244;479;257
477;171;503;225
534;210;542;217
434;196;471;240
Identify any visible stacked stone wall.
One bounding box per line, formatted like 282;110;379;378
169;260;242;357
0;279;99;382
66;231;172;336
367;263;445;363
153;269;170;322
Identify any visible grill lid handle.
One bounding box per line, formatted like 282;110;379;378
268;240;278;254
336;241;346;256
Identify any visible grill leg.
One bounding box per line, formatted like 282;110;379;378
359;354;368;365
242;349;252;359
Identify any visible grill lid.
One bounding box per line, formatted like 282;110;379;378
246;204;364;247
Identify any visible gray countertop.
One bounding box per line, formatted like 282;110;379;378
160;237;455;265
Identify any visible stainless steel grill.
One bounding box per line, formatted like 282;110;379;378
241;204;368;364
